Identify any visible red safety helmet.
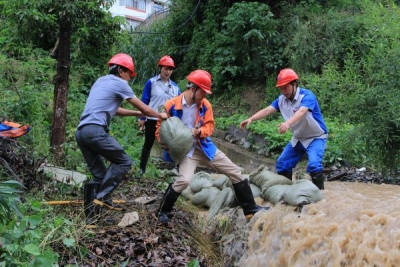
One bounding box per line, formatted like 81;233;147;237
187;70;212;94
276;68;299;87
107;53;137;77
158;55;175;68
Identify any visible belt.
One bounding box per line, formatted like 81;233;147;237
78;124;109;133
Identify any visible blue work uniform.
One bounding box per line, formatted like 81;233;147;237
271;87;328;174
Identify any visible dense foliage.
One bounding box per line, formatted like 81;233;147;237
127;0;400;175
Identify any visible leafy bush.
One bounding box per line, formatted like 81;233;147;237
0;199;86;266
0;180;24;224
280;2;365;75
301;62;363;122
348;1;400;175
210;2;283;90
324;120;367;167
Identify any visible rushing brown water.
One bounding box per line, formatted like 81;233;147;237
240;181;400;267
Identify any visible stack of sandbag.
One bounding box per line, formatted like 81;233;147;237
250;165;324;205
181;171;264;220
180;165;324;219
159;117;193;162
249;165;293;204
181;172;225;208
250;165;293;190
189;172;219;208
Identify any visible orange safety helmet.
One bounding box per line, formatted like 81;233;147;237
187;70;212;94
107;53;137;77
275;68;299;87
158;55;175;68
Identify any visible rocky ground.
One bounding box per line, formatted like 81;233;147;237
324;164;396;185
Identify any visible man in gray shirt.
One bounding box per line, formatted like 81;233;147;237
240;68;328;190
75;53;167;227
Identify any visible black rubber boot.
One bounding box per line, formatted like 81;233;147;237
232;179;269;221
138;149;151;178
311;171;325;190
84;182;100;228
157;184;180;224
93;165;126;211
278;170;293;180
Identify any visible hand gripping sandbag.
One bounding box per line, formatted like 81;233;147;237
160;117;193;163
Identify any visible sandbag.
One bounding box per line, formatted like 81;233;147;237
250;183;262;198
283;179;324;206
263;184;292;205
205;187;221;208
212;175;229;189
181;187;194;200
159;117;193;163
249;165;292;192
191;188;211;206
190;177;213;193
208;187;236;220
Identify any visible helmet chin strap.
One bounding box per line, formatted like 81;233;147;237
289;82;297;100
191;86;197;101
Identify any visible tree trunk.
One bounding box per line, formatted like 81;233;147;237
50;15;71;164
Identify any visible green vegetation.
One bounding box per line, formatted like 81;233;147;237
1;0;400;265
0;197;96;266
0;180;24;222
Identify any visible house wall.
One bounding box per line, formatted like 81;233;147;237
108;0;170;30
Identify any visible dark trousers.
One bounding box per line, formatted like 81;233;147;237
75;124;132;182
142;119;157;150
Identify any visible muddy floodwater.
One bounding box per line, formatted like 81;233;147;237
240;181;400;266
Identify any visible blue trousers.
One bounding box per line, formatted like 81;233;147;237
276;138;327;174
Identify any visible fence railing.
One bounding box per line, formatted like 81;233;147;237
135;8;170;30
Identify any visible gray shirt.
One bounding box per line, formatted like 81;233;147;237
78;74;136;129
141;74;180;120
272;87;328;148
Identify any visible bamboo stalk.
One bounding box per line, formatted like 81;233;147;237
44;199;126;205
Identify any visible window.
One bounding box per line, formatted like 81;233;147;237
125;0;146;12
